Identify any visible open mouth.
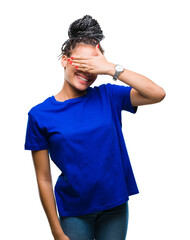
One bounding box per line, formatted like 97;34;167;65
76;73;91;83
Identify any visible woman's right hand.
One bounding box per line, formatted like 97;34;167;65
54;232;70;240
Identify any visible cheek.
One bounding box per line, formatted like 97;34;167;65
65;67;77;80
68;64;78;73
66;64;76;73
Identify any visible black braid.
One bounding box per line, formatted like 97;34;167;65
58;15;105;60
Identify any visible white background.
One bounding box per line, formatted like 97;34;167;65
0;0;189;239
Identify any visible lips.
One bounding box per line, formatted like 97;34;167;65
76;73;90;81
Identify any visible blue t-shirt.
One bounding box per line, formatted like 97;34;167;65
24;83;139;217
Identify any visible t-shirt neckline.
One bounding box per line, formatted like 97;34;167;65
49;87;92;105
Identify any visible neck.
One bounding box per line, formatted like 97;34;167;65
55;80;87;102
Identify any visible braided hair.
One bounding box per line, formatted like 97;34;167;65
58;15;105;60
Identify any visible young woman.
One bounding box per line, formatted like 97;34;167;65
24;15;165;240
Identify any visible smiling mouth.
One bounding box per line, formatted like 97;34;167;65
76;74;90;82
76;72;94;82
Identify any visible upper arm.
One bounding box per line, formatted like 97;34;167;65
130;88;157;106
130;88;151;106
31;149;52;182
130;87;166;106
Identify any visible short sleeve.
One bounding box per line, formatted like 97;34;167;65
105;83;138;113
24;112;49;151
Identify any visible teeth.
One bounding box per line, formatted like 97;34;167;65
77;75;89;82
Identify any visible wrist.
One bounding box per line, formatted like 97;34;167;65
105;62;115;76
51;220;65;239
52;229;65;239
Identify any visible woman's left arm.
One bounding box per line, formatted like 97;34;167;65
106;63;166;106
71;44;166;106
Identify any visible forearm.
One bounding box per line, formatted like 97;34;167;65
37;180;65;239
106;62;165;101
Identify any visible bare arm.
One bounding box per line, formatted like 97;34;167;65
69;46;166;106
31;149;70;240
106;63;166;106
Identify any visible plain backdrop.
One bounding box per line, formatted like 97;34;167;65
0;0;189;239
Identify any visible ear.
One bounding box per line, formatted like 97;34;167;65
61;55;68;68
95;44;102;56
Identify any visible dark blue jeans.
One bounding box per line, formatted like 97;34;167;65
59;201;129;240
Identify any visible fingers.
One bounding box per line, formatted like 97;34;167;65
68;60;87;68
69;56;90;60
69;59;87;64
67;57;89;72
67;57;87;66
68;60;89;71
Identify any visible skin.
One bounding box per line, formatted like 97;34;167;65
55;44;100;101
31;43;166;240
55;43;166;105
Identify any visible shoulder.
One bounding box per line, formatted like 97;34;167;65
92;83;116;93
28;97;51;118
93;83;131;95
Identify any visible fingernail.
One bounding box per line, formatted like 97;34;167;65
71;56;74;59
69;61;72;64
75;66;78;69
97;44;99;48
67;58;70;61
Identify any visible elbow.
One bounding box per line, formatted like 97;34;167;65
152;87;166;103
158;87;166;102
